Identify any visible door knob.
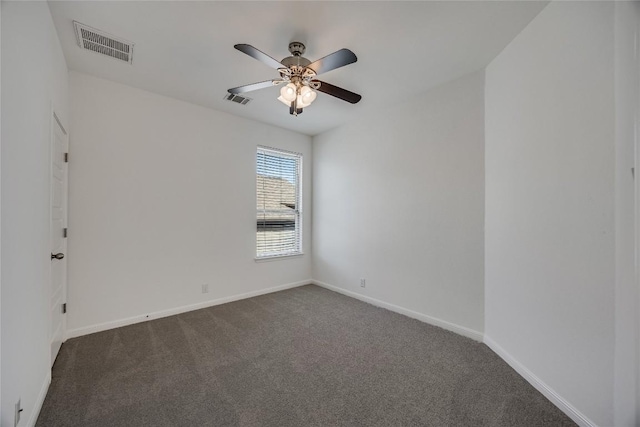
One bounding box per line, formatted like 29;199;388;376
51;253;64;260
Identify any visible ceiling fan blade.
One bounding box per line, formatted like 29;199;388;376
314;80;362;104
307;49;357;76
228;80;283;94
234;44;285;70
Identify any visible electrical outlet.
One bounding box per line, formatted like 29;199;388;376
360;278;366;288
201;284;209;293
15;399;22;427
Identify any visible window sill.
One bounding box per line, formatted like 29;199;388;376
255;253;304;263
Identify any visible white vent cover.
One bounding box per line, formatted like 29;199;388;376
224;93;252;105
73;21;134;64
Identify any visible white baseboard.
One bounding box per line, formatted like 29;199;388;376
65;280;311;339
311;279;483;341
27;371;51;427
483;336;597;427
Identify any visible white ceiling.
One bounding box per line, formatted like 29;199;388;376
49;1;547;136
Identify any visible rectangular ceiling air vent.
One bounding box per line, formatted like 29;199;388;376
224;93;252;105
73;21;134;64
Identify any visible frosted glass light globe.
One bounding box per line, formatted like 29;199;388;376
280;83;297;102
298;86;317;107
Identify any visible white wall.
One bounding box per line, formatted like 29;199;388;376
485;2;615;426
67;72;312;336
1;2;69;426
312;71;485;337
614;2;640;425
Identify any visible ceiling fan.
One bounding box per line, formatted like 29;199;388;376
228;42;362;116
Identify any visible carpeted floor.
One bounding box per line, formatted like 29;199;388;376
37;285;575;426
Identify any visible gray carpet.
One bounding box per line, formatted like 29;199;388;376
37;285;575;426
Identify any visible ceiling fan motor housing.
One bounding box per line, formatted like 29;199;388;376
288;41;306;56
280;42;315;86
282;42;311;69
281;56;311;68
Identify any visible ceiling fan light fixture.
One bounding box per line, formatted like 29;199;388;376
277;95;292;106
299;85;317;106
297;94;314;108
280;83;297;102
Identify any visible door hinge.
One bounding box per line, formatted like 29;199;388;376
64;153;69;163
63;228;68;238
62;303;67;314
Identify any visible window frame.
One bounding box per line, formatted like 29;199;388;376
255;145;303;260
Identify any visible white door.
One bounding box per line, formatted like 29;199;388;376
50;112;68;366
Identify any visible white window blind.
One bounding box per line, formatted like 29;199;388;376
256;146;302;258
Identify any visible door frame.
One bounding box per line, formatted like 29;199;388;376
636;26;640;424
50;107;68;365
635;14;640;423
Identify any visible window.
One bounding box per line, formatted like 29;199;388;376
256;146;302;258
